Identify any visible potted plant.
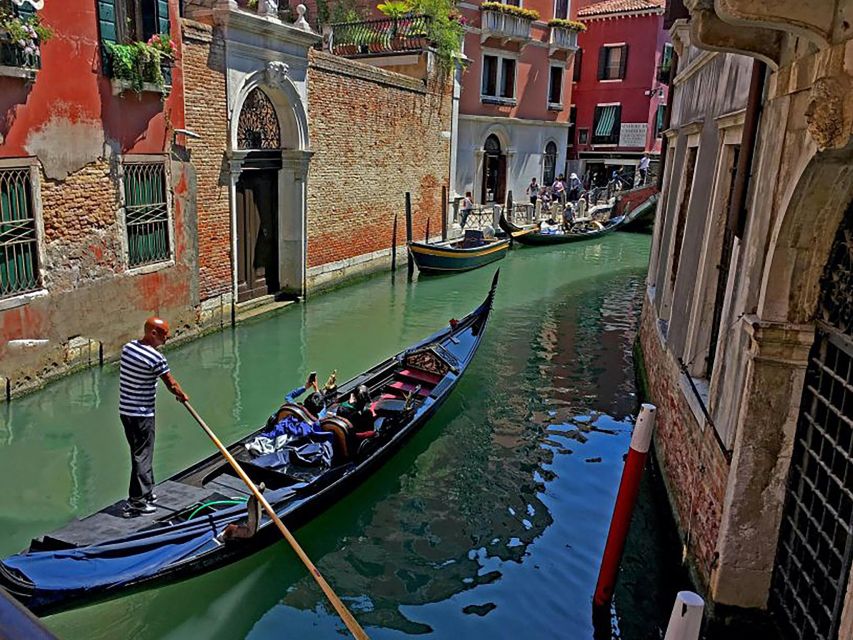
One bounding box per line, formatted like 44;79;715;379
0;8;52;70
377;1;411;49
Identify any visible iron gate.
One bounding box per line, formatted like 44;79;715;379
770;213;853;639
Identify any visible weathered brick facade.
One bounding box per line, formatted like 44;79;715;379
0;0;196;397
638;301;729;590
306;51;451;286
181;20;231;302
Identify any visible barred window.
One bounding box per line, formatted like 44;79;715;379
122;161;170;268
0;167;40;298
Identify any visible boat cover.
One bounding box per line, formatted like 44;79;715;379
3;485;300;596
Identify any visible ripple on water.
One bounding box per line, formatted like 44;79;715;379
23;235;679;640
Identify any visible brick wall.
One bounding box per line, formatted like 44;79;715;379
638;297;730;590
0;158;197;396
306;51;451;273
181;19;232;301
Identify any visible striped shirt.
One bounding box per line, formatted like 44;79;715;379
119;340;170;417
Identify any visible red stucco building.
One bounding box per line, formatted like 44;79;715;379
568;0;670;185
452;0;584;204
0;0;196;395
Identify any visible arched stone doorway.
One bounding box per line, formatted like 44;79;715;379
481;134;506;204
235;87;281;301
228;62;311;300
769;209;853;639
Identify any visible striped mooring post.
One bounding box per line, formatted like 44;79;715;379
663;591;704;640
593;403;657;606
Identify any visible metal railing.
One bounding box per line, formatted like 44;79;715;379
123;162;171;267
0;167;39;298
0;33;41;70
327;15;432;56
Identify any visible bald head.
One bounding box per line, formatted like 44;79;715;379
142;316;170;347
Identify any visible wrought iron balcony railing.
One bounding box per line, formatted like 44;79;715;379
0;33;41;73
326;15;432;56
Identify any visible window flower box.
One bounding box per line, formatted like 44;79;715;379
480;3;536;45
0;10;50;80
548;21;582;54
104;41;172;96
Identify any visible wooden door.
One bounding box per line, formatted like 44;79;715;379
236;171;278;302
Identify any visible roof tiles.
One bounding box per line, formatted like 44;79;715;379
577;0;665;17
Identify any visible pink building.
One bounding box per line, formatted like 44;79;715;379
568;0;670;186
452;0;584;204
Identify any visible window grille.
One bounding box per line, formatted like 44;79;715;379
123;161;170;267
0;167;39;298
770;212;853;640
543;142;557;186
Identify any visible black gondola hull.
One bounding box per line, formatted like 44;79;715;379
1;274;499;616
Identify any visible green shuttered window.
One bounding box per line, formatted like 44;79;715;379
122;161;171;268
96;0;170;46
0;167;40;298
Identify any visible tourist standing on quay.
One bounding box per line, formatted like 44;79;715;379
119;317;189;516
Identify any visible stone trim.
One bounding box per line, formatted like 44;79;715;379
309;50;427;94
673;49;717;86
181;18;214;44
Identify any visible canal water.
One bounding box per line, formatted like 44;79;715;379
0;233;688;639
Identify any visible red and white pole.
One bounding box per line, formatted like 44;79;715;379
593;403;657;607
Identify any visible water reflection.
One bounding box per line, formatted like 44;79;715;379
0;234;674;639
248;272;647;637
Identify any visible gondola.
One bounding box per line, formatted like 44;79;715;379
0;272;500;616
408;230;509;275
619;192;658;232
498;212;625;246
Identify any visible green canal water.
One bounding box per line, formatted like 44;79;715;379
1;234;688;639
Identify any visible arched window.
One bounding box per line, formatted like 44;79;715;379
484;134;502;155
237;88;281;150
543;141;557;186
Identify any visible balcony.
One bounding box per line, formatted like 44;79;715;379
548;24;581;55
0;32;41;80
480;4;535;47
326;15;433;57
103;43;173;96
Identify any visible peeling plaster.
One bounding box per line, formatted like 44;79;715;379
24;107;106;180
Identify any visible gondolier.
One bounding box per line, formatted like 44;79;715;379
119;317;188;516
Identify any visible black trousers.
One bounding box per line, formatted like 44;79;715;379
121;414;156;501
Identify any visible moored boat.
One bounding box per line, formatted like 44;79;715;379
0;273;499;616
498;212;626;246
408;230;509;275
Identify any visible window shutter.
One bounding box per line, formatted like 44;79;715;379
573;49;582;82
618;44;628;79
156;0;170;35
597;47;606;80
96;0;118;45
14;3;37;21
613;105;622;138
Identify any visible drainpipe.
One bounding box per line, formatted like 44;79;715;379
730;60;767;239
655;51;679;191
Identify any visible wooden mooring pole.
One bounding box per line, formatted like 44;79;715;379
405;192;414;281
593;403;657;607
425;218;430;243
391;213;398;273
441;185;448;241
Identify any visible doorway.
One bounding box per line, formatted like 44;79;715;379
236;169;279;302
481;134;506;204
769;210;853;639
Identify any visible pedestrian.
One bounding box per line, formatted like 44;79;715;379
638;155;650;185
460;191;474;229
568;173;583;202
526;177;539;206
552;174;567;204
119;316;188;516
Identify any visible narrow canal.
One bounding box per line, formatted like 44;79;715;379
1;233;687;639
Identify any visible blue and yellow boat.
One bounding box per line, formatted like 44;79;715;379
409;230;510;275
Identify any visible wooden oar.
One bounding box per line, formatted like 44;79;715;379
183;401;369;640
